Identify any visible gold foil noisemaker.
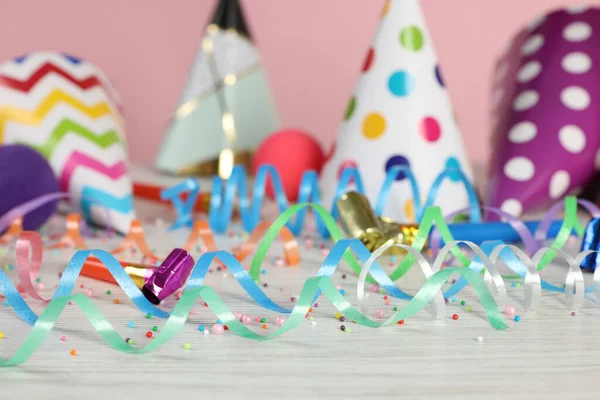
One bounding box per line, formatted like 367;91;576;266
336;191;422;254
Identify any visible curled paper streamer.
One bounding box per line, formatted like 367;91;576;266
1;204;508;367
4;200;600;366
206;164;480;238
428;197;600;300
0;198;300;268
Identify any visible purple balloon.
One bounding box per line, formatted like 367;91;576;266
487;6;600;218
0;144;59;231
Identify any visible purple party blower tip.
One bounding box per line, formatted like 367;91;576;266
142;248;195;304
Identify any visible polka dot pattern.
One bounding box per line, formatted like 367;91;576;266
337;159;358;181
385;155;410;181
504;157;535;181
362;113;386;139
521;34;544;55
400;26;424;51
362;48;375;73
319;0;475;223
419;116;441;142
344;97;356;120
489;6;599;218
561;86;590;110
508;121;537;143
561;52;591;74
388;70;415;97
558;125;586;153
563;22;592;42
404;199;415;221
549;170;570;199
500;199;523;217
513;90;539;111
445;157;462;182
517;61;542;82
435;65;445;87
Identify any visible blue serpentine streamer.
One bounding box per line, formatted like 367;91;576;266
208;163;481;237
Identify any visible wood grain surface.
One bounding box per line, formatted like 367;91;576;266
1;201;599;400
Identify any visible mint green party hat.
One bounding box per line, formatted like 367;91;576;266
155;0;279;178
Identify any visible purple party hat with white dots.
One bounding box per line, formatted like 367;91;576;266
319;0;474;222
487;5;600;217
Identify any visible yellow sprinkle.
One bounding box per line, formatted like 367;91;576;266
0;332;4;339
335;312;342;319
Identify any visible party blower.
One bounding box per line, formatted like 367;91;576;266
81;248;195;304
337;191;563;247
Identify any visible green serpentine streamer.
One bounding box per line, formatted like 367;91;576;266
1;204;509;367
1;268;506;367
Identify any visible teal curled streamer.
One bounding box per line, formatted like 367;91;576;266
207;163;481;237
0;202;507;366
0;265;506;367
439;198;600;299
2;203;430;326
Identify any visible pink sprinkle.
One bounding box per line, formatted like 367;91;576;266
280;287;284;292
275;316;286;326
304;239;314;249
200;246;208;253
36;282;45;290
335;284;342;290
375;308;385;319
189;309;195;315
255;316;261;322
61;336;66;341
321;249;329;256
313;303;319;308
242;315;252;325
234;312;244;321
504;305;516;316
571;311;576;316
275;257;284;267
212;324;224;335
176;292;182;300
369;284;379;293
84;288;94;297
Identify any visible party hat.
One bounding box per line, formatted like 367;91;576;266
487;5;600;217
155;0;279;179
0;51;134;234
320;0;474;222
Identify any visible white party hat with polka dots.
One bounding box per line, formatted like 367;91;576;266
320;0;475;222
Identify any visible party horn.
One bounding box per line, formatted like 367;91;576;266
81;258;157;289
142;248;195;304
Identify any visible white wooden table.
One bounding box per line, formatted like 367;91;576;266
1;200;599;400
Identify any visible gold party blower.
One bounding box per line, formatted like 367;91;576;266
336;191;422;255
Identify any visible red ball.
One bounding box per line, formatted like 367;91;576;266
252;129;325;201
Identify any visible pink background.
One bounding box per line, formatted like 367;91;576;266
0;0;595;167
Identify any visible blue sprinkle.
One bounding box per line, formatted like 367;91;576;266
216;319;222;324
8;264;14;271
340;289;346;295
511;282;516;287
261;269;266;275
450;296;456;302
198;325;205;332
127;321;135;328
514;316;521;322
3;300;9;307
391;256;397;263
